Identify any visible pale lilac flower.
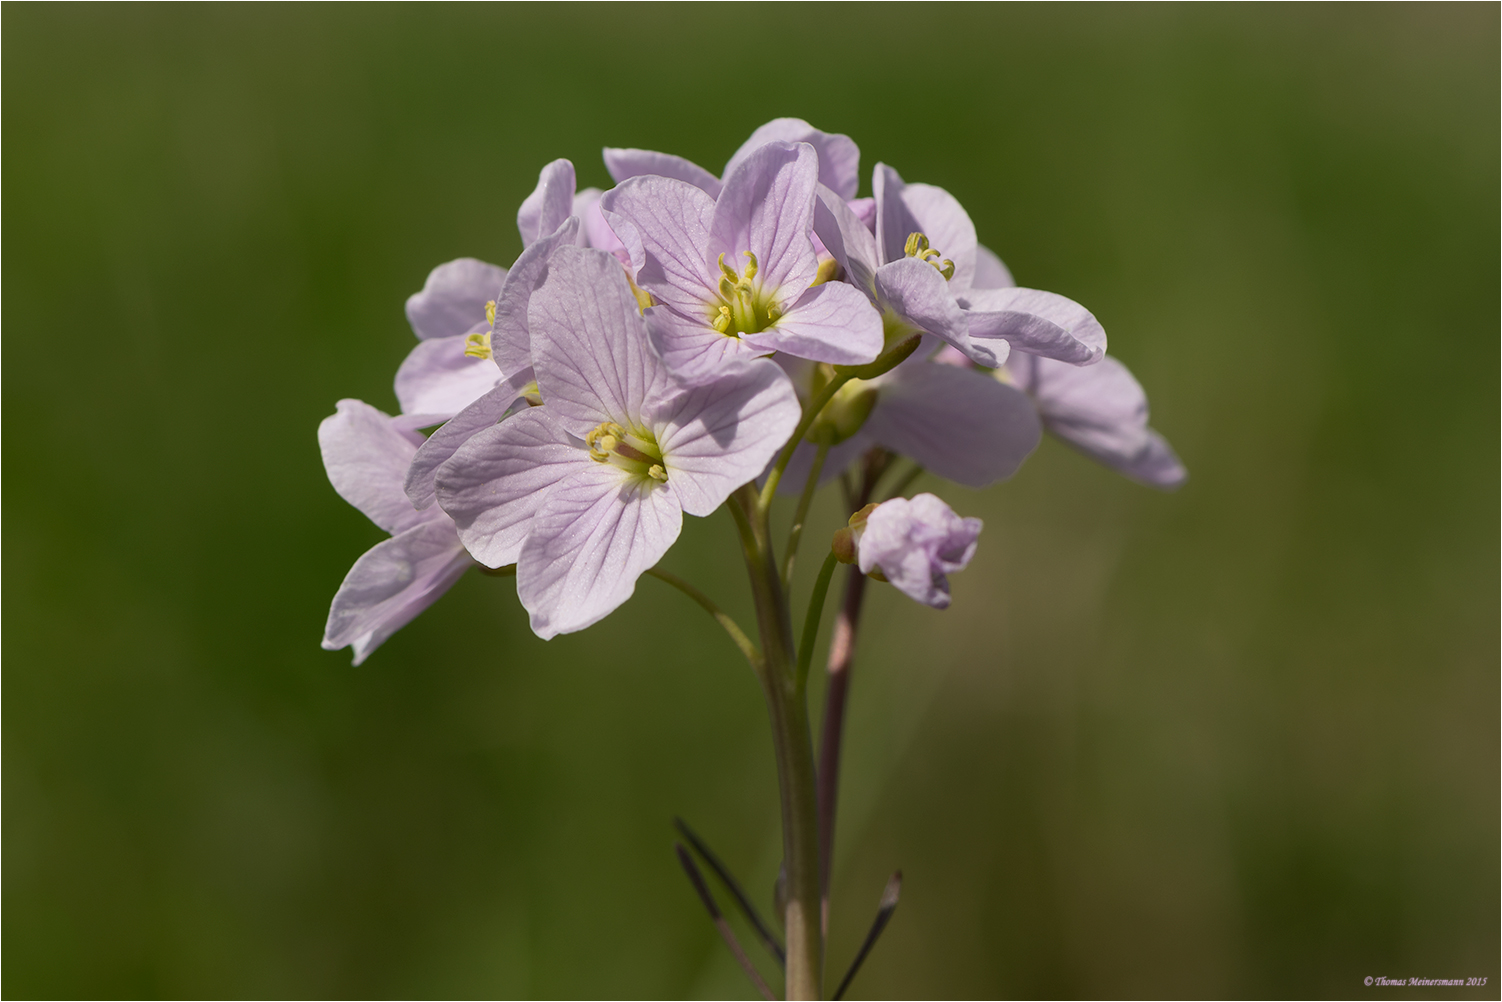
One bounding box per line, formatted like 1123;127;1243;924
1005;352;1187;489
320;399;474;665
778;343;1042;492
961;249;1187;490
395;257;511;422
435;246;801;639
601;141;883;384
814;166;1107;368
604;117;862;203
854;493;982;609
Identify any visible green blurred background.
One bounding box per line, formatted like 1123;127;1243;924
5;4;1497;998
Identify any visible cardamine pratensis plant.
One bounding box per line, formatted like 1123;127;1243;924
318;118;1185;999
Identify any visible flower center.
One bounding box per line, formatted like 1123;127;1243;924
710;251;783;337
585;421;668;482
464;300;499;359
904;233;955;281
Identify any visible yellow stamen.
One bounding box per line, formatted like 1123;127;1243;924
484;299;497;327
648;464;668;482
813;257;841;286
463;332;492;359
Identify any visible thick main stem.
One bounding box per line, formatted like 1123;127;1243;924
732;487;824;999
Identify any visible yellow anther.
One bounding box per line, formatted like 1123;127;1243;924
647;464;668;482
720;276;736;300
905;231;956;282
712;305;733;334
463;332;492;359
484;299;497;327
766;304;782;323
813;257;841;286
719;252;738;282
519;380;543;406
741;251;758;280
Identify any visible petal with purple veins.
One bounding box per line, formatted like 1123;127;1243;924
741;280;883;366
491;216;581;376
813;185;880;295
405;365;538;510
601;175;717;317
527;246;673;435
648;359;801;517
709;142;820;300
434;408;592;568
873;258;999;367
517;466;683;639
900;182;977;293
723;118;862;202
516;159;577;249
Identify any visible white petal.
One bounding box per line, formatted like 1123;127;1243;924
393;334;505;417
404;258;507;341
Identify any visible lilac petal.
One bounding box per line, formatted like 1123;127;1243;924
741;280;883;366
973;244;1015;290
723;118;862;202
577;189;630;264
873;163;923;266
1009;353;1186;489
642;306;762;386
960;286;1107;365
394;334;505;417
873;258;999;367
434;408;592;568
491;216;580;377
812;184;880;295
603;147;723;198
848;197;876;231
900;182;977;292
517;159;577;249
856;493;982;609
517;466;683;639
405;257;507;341
405;366;538;510
709;141;819;300
528;246;672;435
319;399;427;535
601;175;717;318
323;520;472;663
865;362;1041;487
646;359;800;517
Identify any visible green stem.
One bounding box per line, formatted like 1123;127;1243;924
760;374;851;512
732;483;824;999
782;440;830;587
644;567;760;672
758;334;922;513
796;552;839;695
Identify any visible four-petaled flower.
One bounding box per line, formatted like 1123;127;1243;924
434;246;801;638
602;141;883;385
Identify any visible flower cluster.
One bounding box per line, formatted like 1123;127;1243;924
318;118;1185;663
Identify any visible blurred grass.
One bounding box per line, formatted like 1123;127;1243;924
3;4;1496;998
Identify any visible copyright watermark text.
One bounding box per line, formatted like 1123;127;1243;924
1364;976;1488;987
